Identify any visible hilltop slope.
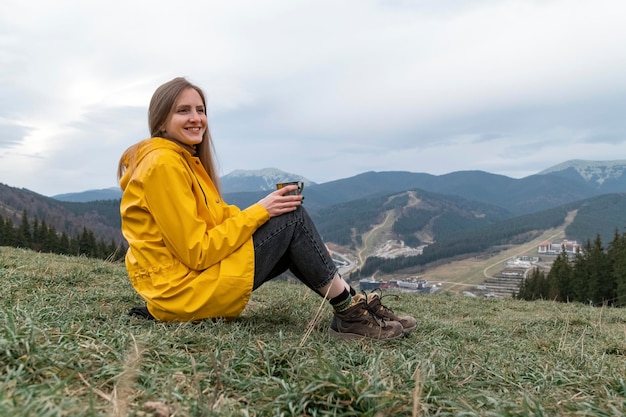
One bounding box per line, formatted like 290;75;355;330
1;246;625;416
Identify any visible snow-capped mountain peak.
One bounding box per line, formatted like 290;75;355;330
221;168;315;193
538;159;626;188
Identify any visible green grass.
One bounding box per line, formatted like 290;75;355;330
1;246;626;416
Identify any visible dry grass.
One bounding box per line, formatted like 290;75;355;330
1;246;626;416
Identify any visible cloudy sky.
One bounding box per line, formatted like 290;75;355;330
1;0;625;196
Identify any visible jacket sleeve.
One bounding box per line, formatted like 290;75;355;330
221;202;242;218
142;154;270;270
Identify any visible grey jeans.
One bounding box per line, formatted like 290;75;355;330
252;206;338;294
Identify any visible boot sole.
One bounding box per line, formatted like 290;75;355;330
402;324;417;334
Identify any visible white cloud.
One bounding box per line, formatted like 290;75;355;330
1;0;625;195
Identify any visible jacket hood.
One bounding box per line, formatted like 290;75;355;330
119;137;183;191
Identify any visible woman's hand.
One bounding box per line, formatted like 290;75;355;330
257;185;303;217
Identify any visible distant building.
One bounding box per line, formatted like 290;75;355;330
537;239;581;255
359;277;433;293
506;258;532;268
505;256;539;268
359;278;383;291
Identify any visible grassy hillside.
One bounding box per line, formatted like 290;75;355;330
1;247;625;416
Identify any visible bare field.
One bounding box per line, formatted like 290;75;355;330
414;211;577;293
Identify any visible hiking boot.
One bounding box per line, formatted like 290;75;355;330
366;292;417;334
128;305;155;320
329;294;404;340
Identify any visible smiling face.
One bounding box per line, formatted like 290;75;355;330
161;88;207;146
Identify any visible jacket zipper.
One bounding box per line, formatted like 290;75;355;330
183;154;209;207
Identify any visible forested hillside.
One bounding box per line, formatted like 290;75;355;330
310;189;512;247
0;211;125;261
565;193;626;243
0;183;123;244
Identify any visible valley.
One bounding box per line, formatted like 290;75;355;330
2;161;626;292
333;203;578;297
422;223;568;295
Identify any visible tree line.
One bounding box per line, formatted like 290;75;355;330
516;230;626;307
0;210;126;261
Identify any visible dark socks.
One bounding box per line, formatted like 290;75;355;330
330;288;353;312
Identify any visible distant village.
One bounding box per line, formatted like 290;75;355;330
537;239;581;255
359;276;437;293
358;239;582;298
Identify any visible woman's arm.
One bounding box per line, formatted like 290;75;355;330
142;155;269;270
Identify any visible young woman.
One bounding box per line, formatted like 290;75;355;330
118;77;415;340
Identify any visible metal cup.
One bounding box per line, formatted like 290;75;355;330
276;181;305;195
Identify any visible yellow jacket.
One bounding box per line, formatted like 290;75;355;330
119;137;270;321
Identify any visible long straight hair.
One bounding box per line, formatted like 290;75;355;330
118;77;221;193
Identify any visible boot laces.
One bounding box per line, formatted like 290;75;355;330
363;289;399;320
359;301;386;327
352;293;388;326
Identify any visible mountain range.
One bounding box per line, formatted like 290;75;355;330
52;159;626;211
50;168;317;202
219;160;626;216
2;159;626;272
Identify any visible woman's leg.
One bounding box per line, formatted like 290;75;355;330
252;206;343;296
252;206;403;340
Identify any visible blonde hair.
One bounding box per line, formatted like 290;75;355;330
117;77;221;193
